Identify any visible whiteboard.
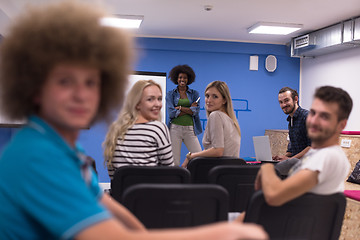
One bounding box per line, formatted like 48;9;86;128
0;71;167;125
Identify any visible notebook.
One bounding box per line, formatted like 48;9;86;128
252;135;279;163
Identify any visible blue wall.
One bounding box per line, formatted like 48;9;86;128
0;37;300;183
79;37;300;182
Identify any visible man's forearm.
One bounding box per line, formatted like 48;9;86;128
259;164;283;204
259;164;319;206
261;164;282;192
285;152;292;157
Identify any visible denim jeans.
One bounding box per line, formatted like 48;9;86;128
170;124;202;166
275;158;301;175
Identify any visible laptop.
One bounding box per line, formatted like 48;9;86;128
252;135;279;163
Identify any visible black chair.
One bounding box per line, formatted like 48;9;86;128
187;156;246;183
111;166;190;203
244;190;346;240
122;183;229;229
208;164;260;212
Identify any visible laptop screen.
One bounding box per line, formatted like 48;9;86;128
253;135;274;162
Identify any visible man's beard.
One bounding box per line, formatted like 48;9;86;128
283;104;295;115
307;124;337;144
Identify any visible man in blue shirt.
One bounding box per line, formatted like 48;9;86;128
273;87;311;161
0;1;267;240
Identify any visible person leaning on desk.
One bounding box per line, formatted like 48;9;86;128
0;1;267;240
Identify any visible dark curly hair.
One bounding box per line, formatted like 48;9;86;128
0;1;133;123
169;65;196;85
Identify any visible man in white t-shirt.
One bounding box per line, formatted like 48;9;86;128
255;86;353;206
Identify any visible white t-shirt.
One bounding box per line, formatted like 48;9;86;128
289;145;350;194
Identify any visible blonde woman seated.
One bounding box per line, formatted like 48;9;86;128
104;80;174;180
182;81;241;168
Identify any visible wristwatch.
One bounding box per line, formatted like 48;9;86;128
186;152;192;159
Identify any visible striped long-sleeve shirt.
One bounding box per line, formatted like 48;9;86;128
108;121;174;179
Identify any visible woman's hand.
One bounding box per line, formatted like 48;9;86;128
182;152;193;168
182;158;189;168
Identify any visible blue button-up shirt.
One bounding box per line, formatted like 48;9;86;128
166;87;202;135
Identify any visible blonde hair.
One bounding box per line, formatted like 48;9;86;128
103;80;162;167
205;81;241;136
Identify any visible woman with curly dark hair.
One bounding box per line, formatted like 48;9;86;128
166;65;202;166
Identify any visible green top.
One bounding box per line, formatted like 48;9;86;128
172;98;193;126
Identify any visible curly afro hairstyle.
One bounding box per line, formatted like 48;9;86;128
169;64;196;85
0;1;133;123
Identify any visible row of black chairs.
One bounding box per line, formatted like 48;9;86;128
116;182;345;239
110;157;346;239
111;157;257;212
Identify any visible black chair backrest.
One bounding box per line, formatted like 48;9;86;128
244;190;346;240
208;164;260;212
122;183;229;229
187;156;246;183
111;166;190;203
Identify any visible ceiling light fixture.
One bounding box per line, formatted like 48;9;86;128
100;15;143;29
248;22;303;35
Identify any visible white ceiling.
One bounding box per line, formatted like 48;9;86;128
1;0;360;45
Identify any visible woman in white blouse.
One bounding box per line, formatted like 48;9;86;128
182;81;241;168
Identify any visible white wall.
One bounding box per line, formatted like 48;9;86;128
300;47;360;131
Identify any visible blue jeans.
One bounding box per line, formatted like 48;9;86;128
275;158;301;175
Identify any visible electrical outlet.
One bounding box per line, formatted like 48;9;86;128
341;139;352;148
